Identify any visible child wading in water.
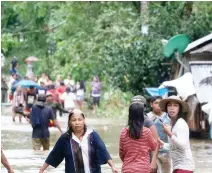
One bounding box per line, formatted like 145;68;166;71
147;96;171;173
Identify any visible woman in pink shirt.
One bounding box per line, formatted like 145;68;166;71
119;102;157;173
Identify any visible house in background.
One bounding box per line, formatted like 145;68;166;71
148;33;212;137
174;33;212;137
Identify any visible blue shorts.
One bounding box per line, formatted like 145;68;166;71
10;68;17;74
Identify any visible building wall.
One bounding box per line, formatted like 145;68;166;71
179;52;212;132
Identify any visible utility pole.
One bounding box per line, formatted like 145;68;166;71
140;1;149;35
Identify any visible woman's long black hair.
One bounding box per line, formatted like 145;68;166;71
79;80;86;92
127;102;145;139
64;111;87;138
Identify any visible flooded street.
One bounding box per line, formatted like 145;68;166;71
1;106;212;173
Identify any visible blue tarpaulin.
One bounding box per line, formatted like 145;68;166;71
145;87;168;97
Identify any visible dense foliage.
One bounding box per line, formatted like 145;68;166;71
2;1;212;94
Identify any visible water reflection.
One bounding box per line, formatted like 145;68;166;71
1;114;212;173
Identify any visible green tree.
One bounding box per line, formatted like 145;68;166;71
1;1;212;94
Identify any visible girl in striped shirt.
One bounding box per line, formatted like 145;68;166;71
119;102;157;173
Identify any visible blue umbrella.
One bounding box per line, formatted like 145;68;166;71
13;80;40;89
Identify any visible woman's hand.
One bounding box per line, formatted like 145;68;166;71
8;167;14;173
158;138;164;148
60;130;63;135
111;166;119;173
107;159;118;173
39;169;44;173
162;124;172;137
39;161;49;172
150;161;157;173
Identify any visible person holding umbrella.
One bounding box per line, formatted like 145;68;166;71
12;79;40;117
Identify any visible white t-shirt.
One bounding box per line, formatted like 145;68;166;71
61;92;76;109
76;89;84;97
38;77;47;85
27;95;35;104
64;79;75;86
38;89;45;95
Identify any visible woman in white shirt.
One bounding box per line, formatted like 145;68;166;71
64;74;75;87
159;95;195;173
61;87;77;111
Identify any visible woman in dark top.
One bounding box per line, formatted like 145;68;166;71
39;109;118;173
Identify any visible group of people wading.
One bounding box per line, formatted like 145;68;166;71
38;95;194;173
2;59;195;173
7;72;102;122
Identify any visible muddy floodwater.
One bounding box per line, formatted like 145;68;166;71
1;106;212;173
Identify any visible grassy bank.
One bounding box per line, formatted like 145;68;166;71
84;87;133;119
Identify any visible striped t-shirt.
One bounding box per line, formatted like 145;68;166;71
119;127;157;173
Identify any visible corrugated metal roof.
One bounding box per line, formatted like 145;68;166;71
190;43;212;54
184;33;212;53
189;61;212;103
190;61;212;65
